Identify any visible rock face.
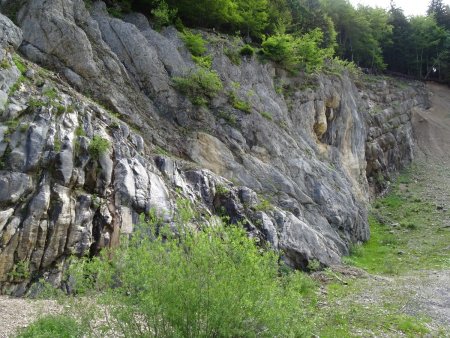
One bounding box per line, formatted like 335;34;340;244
362;78;429;193
0;1;429;294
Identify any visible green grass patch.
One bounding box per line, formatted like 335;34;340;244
260;111;273;120
12;54;27;74
345;166;450;274
17;315;85;338
314;277;431;337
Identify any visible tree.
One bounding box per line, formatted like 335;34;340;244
409;16;446;78
427;0;450;29
236;0;269;38
383;3;413;74
321;0;388;70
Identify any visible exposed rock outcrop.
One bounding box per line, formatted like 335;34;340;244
0;1;429;294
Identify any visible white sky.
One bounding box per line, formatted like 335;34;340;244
349;0;450;17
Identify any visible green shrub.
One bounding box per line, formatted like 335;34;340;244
215;183;230;195
75;126;86;138
88;136;110;159
324;57;363;79
181;31;207;56
225;48;242;65
173;68;223;104
0;57;11;69
191;54;212;68
18;315;84;338
28;98;46;109
68;211;316;337
240;44;255;57
229;91;251;113
261;34;299;70
42;87;58;100
260;111;272;120
261;29;333;73
253;197;273;211
217;110;238;126
7;260;30;281
151;0;177;29
54;138;62;153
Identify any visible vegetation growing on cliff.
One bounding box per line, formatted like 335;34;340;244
23;210;317;337
104;0;450;82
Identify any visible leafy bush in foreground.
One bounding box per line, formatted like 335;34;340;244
17;315;84;338
67;213;316;337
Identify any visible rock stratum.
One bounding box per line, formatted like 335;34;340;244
0;1;429;295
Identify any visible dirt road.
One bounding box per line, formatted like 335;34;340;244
406;82;450;331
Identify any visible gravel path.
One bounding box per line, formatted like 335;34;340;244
0;296;60;338
400;82;450;331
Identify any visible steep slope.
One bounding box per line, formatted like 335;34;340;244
0;1;429;295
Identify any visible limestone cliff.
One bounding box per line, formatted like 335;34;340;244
0;1;429;295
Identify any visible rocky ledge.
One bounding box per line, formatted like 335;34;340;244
0;1;429;295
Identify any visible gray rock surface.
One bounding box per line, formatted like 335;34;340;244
0;13;22;49
0;2;430;294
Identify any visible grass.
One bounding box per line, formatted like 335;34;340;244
20;163;448;337
229;91;252;113
88;136;110;159
17;315;84;338
260;111;273;120
315;282;431;337
12;54;27;74
8;75;25;95
311;164;450;336
344;166;450;274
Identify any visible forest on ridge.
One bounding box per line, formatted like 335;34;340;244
102;0;450;83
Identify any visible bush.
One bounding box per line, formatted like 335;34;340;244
192;54;212;68
88;136;110;159
173;68;223;104
324;57;363;79
17;315;84;338
151;0;177;29
229;90;251;113
261;29;333;73
181;30;207;56
68;212;316;337
240;44;255;57
261;34;299;70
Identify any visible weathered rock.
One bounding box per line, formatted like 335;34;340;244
0;1;430;294
0;172;33;205
0;13;22;48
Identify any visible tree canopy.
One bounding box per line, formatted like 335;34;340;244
105;0;450;82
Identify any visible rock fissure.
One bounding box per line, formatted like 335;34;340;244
0;3;430;294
